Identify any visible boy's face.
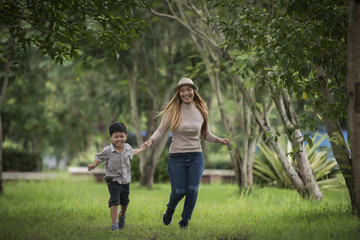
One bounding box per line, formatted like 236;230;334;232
110;132;127;149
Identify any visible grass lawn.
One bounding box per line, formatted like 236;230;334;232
0;173;359;240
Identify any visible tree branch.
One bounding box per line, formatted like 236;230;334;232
150;7;219;51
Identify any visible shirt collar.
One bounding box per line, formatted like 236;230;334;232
110;143;127;153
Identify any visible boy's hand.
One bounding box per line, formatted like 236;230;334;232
141;138;154;149
133;146;146;155
88;163;95;171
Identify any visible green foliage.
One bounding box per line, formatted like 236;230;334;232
0;177;358;240
2;148;41;171
254;133;343;188
2;2;198;174
1;0;148;61
0;0;149;167
2;47;137;160
209;0;348;130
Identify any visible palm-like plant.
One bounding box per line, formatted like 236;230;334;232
254;133;344;188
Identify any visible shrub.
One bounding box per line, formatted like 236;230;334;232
3;148;42;171
253;132;344;188
204;160;233;170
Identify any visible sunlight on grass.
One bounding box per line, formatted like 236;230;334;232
0;173;359;240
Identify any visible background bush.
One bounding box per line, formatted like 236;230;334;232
253;133;344;188
204;160;233;170
3;148;42;171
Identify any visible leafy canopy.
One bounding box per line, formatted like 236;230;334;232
0;0;148;62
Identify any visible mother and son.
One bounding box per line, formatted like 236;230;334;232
88;78;231;231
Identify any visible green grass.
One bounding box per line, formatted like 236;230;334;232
0;173;359;240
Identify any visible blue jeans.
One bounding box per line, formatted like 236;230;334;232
167;152;204;223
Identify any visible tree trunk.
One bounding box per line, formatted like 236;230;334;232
0;114;3;195
123;61;170;188
246;129;262;192
128;64;143;146
314;60;357;208
139;89;170;187
241;99;252;189
139;137;169;186
121;31;177;187
0;38;14;195
324;119;356;208
235;76;311;197
271;87;323;199
241;99;262;191
293;129;322;199
203;97;213;164
347;0;360;218
318;76;356;207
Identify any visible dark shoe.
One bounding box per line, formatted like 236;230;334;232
118;216;126;229
162;207;175;225
178;219;188;229
118;210;126;229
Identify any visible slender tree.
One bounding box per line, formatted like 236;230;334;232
347;0;360;218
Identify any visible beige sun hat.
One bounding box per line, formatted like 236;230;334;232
173;78;199;92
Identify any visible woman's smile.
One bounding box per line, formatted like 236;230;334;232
179;86;194;104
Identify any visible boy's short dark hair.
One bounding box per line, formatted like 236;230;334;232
109;122;127;136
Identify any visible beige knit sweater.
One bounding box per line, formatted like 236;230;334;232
150;103;217;153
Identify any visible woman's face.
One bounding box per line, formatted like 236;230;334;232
179;85;194;104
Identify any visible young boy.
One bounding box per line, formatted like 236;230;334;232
88;122;145;231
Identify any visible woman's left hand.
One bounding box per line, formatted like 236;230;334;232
217;137;230;147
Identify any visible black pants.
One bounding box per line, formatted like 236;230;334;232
106;179;130;207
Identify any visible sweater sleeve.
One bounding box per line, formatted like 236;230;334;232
150;113;170;143
203;123;217;143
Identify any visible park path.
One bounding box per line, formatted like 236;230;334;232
2;172;56;180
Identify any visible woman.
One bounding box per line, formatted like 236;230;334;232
142;78;230;229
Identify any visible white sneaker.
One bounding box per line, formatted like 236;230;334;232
111;223;119;231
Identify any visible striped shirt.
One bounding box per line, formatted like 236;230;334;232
94;143;134;184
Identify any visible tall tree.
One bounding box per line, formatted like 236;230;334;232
0;0;147;194
347;0;360;218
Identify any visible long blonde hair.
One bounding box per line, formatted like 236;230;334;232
157;88;209;138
